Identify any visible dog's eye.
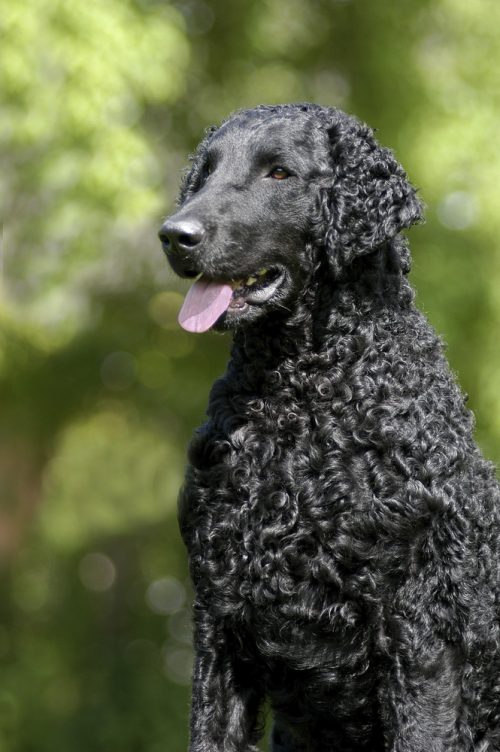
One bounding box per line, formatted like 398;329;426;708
269;166;290;180
201;163;213;182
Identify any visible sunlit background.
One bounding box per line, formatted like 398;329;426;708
1;0;500;749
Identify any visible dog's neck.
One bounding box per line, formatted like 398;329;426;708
232;238;415;372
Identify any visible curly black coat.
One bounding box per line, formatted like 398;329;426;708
159;104;500;752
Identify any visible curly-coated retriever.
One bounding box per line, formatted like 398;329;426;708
159;104;500;752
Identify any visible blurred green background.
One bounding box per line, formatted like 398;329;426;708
1;0;499;749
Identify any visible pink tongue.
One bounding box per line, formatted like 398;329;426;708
178;278;233;333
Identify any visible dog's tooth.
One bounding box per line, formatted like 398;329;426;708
256;268;268;276
246;276;257;286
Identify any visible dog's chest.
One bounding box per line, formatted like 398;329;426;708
181;379;383;664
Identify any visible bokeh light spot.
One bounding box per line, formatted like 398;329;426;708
79;552;116;592
437;191;478;230
146;577;185;615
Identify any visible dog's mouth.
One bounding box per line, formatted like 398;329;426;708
178;267;284;333
228;267;284;308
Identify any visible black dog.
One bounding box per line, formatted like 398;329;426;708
159;104;500;752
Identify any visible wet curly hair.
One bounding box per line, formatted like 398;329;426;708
161;104;500;751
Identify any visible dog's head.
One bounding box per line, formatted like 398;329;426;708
159;104;423;333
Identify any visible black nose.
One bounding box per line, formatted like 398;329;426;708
158;218;205;254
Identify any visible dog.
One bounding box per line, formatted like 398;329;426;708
159;104;500;751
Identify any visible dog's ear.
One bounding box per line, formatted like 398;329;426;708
178;125;219;205
321;116;424;275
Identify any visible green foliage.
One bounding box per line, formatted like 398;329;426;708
1;0;189;329
41;409;183;550
1;0;499;749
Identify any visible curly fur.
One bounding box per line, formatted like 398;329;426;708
160;104;500;752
